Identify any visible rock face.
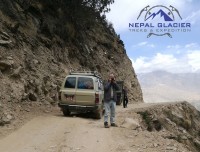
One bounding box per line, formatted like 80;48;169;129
0;0;143;124
136;102;200;152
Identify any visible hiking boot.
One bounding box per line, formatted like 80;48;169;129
111;123;118;127
104;122;109;128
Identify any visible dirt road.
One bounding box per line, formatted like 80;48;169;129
0;103;189;152
0;114;115;152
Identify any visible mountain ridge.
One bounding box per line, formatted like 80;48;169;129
137;70;200;103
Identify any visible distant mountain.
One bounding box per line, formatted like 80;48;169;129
146;9;173;21
137;70;200;103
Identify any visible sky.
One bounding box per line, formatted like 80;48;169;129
106;0;200;73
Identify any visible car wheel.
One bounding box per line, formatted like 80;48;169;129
95;110;102;119
116;101;121;105
63;109;70;116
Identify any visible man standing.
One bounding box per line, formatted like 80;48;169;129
104;73;119;128
123;86;128;108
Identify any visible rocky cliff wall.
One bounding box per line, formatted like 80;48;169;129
0;0;143;124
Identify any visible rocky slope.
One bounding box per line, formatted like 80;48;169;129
117;102;200;152
0;0;143;125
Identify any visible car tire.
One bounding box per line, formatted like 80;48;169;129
63;109;70;116
116;100;122;105
94;110;102;119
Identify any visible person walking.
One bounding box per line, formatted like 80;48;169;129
123;86;128;108
104;73;119;128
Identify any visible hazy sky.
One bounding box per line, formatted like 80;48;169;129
106;0;200;73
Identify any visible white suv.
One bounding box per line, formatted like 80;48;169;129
58;71;104;119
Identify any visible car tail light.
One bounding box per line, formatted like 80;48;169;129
95;93;99;104
58;92;61;100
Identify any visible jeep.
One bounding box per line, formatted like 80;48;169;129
58;71;104;119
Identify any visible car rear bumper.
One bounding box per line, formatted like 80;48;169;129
58;103;101;112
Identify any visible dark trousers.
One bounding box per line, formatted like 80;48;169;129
123;96;128;108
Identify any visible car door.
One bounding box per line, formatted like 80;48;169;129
75;77;95;106
60;76;76;104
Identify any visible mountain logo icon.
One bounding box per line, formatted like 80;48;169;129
145;9;173;21
136;5;184;38
137;5;179;22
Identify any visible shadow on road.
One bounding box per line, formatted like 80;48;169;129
53;111;102;120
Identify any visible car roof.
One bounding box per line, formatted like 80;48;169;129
67;71;102;79
67;75;95;78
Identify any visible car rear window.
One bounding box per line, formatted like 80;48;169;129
64;77;76;88
77;77;94;90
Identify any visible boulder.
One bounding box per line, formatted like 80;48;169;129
0;31;10;39
46;96;56;104
29;93;37;101
33;59;39;65
11;66;23;77
1;35;10;41
1;114;13;125
171;111;184;120
6;56;13;60
0;40;12;45
121;118;140;130
22;93;29;100
0;61;12;71
194;139;200;149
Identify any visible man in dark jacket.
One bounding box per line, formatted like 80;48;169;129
104;73;119;128
123;86;128;108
